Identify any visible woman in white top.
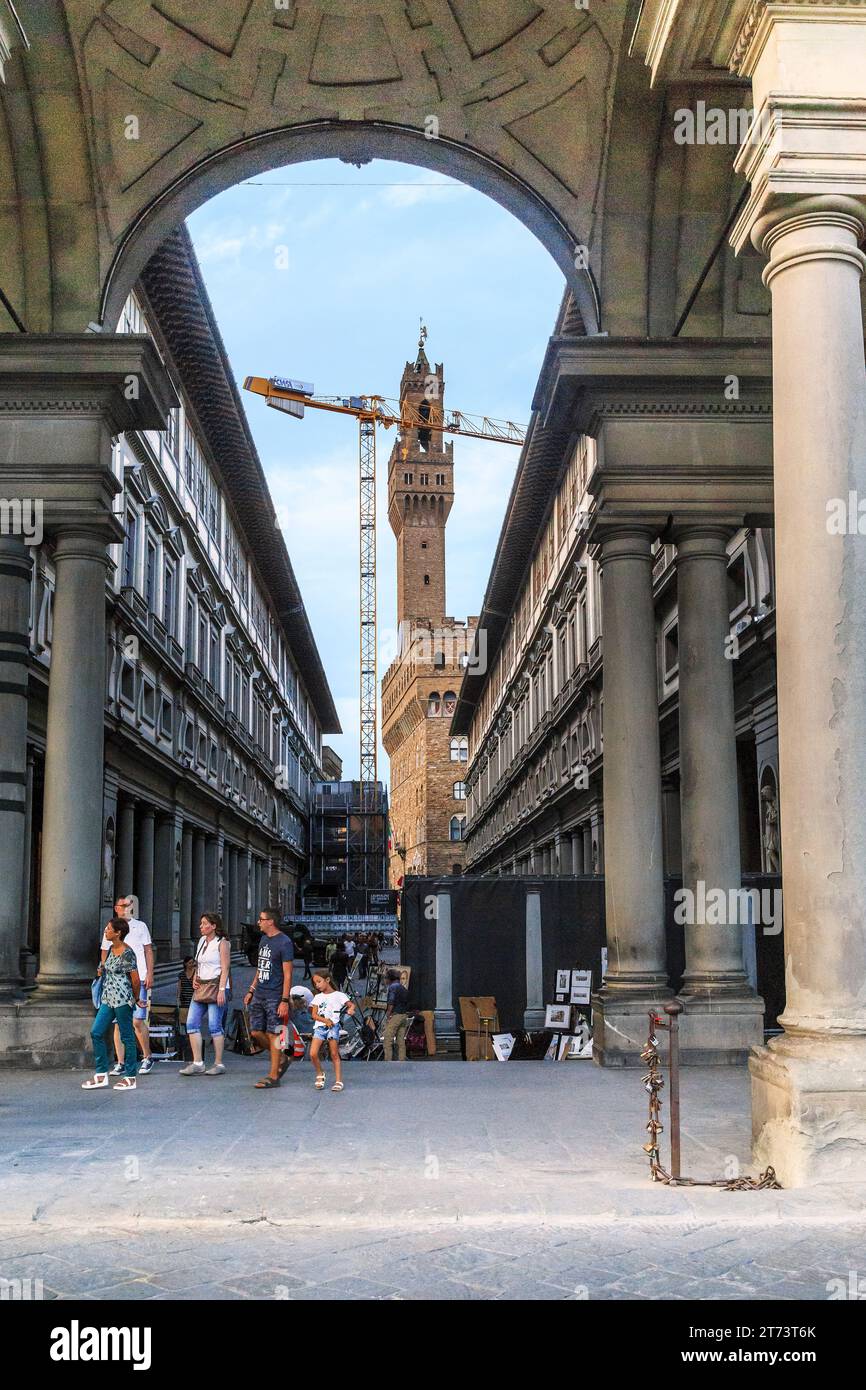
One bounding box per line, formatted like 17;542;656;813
179;913;232;1076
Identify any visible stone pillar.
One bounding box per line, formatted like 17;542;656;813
35;534;113;999
571;831;583;875
205;835;219;913
0;538;31;997
0;332;175;1062
749;204;866;1180
136;805;156;932
224;847;235;934
20;749;37;981
434;891;457;1038
661;777;682;877
524;890;545;1028
192;831;207;933
152;813;174;954
180;824;193;947
582;824;592;874
729;0;866;1184
116;798;136;901
592;530;671;1065
674;528;764;1063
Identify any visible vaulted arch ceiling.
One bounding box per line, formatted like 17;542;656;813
0;0;770;338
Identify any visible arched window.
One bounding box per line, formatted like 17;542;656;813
427;691;441;717
449;815;464;842
450;736;468;761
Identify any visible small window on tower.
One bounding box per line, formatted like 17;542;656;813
419;473;429;485
403;472;413;484
421;541;427;550
424;574;430;586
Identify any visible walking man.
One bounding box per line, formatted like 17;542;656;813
243;909;294;1089
382;968;411;1061
99;895;154;1076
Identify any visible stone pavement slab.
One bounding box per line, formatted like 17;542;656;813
1;1059;864;1300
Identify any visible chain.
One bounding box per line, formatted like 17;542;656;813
640;1014;780;1190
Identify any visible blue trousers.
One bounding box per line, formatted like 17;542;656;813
91;1003;138;1077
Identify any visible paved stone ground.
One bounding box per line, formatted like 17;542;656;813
1;1041;865;1301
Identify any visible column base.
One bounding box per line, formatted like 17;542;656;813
591;986;673;1067
524;1007;547;1031
0;1000;96;1068
676;990;765;1065
750;1032;866;1187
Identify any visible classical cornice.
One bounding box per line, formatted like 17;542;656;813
730;1;866;78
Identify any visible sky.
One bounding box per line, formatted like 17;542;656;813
186;158;565;782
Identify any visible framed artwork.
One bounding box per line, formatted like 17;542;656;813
570;969;592;1004
555;968;571;995
545;1002;572;1030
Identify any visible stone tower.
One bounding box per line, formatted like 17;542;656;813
382;329;475;886
387;330;454;626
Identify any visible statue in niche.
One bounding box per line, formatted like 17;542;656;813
761;781;781;873
102;818;115;904
174;839;181;909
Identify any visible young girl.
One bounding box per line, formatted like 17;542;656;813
309;970;355;1092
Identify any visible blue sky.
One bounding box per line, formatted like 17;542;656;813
186;159;564;781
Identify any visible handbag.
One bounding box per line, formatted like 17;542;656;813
192;936;228;1003
91;974;103;1009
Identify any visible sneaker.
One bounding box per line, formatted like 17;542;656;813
179;1062;206;1076
138;1057;154;1075
205;1063;226;1076
109;1063;124;1076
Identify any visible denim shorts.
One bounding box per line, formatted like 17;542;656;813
133;988;149;1022
248;995;283;1035
186;991;230;1038
313;1021;340;1043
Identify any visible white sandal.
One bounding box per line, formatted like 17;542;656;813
314;1073;325;1089
113;1077;136;1090
331;1081;344;1092
81;1074;108;1089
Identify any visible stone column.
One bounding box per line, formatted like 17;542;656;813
180;824;193;947
20;749;37;979
152;813;174;953
116;798;136;901
674;528;763;1063
136;805;156;932
661;777;682;876
571;831;583;875
749;205;866;1181
524;890;545;1028
205;835;220;912
192;831;207;933
0;538;31;997
224;847;235;934
0;332;175;1061
35;534;112;998
728;0;866;1184
582;824;592;874
592;529;670;1065
434;891;457;1038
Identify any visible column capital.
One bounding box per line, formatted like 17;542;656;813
672;524;735;560
729;2;866;253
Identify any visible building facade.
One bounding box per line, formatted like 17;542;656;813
453;289;779;1073
13;226;339;995
381;336;476;884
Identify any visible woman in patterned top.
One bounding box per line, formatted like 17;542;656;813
83;917;142;1091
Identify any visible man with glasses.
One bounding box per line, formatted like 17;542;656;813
243;908;294;1089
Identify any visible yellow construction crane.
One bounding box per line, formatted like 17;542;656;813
243;372;526;806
